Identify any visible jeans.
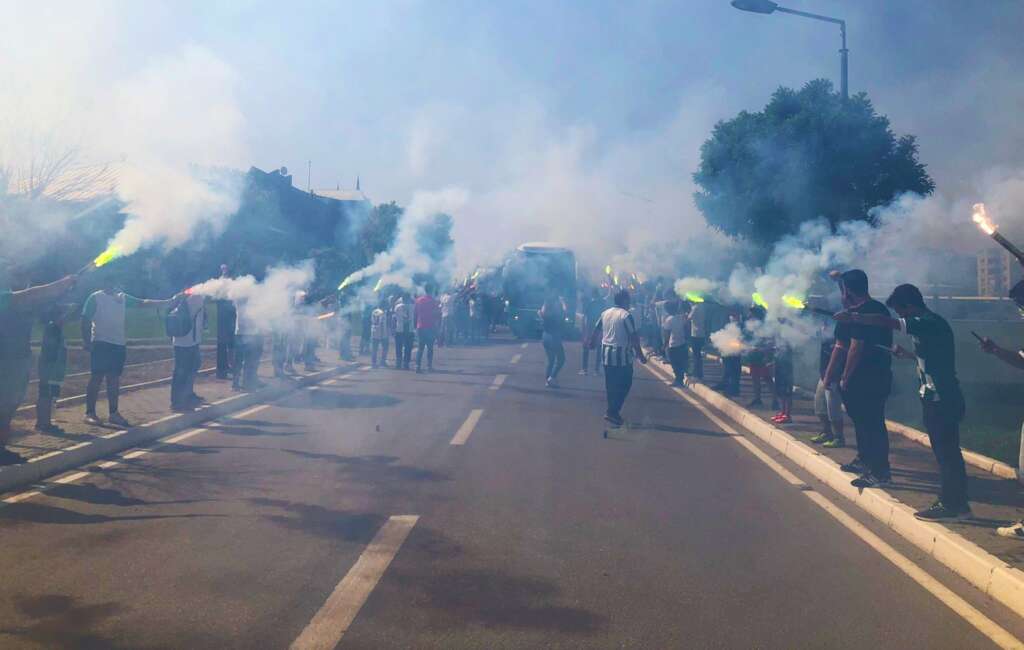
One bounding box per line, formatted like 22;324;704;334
233;335;263;389
542;333;565;380
416;328;436;369
689;337;706;379
922;398;969;509
604;364;634;419
667;345;688;383
371;338;386;366
394;333;413;368
722;356;741;395
842;376;891;478
814;378;844;434
171;345;201;407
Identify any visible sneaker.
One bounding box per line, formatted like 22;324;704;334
603;414;624;427
851;473;891;489
840;457;865;473
108;412;130;428
810;432;833;444
822;437;846;449
773;415;792;424
545;377;553;388
996;522;1024;539
35;423;65;434
914;501;972;521
84;413;102;426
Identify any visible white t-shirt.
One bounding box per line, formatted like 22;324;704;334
83;290;141;346
663;314;689;348
440;294;453;318
689;302;709;338
172;294;207;347
601;307;637;366
393;302;412;334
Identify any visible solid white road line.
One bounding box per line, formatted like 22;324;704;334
510;354;522;364
643;361;1024;649
450;409;484;446
520;342;528;349
489;374;507;391
290;515;419;650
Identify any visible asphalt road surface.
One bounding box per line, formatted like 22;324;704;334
1;334;1022;649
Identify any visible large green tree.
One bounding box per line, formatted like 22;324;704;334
693;79;934;246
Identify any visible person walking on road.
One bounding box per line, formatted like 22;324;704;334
580;288;605;376
826;269;893;489
836;284;970;519
589;289;646;427
82;284;177;427
170;292;206;411
539;293;567;388
414;285;441;373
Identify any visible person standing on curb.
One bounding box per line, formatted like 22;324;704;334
828;269;893;489
539;293;567;388
36;303;77;434
810;315;845;448
215;264;235;379
231;299;264;391
688;297;709;381
589;289;646;427
0;273;78;465
170;291;206;412
836;284;970;520
978;333;1024;537
82;283;178;427
662;300;690;387
414;284;441;373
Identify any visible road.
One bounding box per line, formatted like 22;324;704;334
0;334;1022;649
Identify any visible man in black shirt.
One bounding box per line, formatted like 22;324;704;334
838;284;970;520
829;269;893;488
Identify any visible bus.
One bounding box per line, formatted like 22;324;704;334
502;242;577;339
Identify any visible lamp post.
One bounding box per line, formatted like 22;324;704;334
731;0;848;100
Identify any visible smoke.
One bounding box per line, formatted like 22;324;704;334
188;261;314;334
0;2;246;267
341;187;468;293
674;276;719;300
709;321;749;358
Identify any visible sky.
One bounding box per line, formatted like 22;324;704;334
3;0;1024;275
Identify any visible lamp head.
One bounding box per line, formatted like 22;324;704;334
731;0;779;14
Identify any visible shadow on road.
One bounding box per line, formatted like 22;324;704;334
0;593;126;650
248;497;384;542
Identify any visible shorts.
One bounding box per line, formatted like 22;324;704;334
91;341;127;376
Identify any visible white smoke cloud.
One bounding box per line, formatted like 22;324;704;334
709;321;749;358
674;276;718;300
188;261;314;334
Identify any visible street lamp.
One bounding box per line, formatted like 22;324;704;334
731;0;848;100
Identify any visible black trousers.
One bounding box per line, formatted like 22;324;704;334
922;398;969;509
604;364;634;419
416;329;436;369
171;345;200;407
842;377;891;478
722;356;741;394
668;345;688;382
216;338;233;377
394;333;413;368
689;337;705;379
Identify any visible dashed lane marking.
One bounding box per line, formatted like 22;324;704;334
489;374;507;391
520;342;528;349
450;409;484;446
290;515;419;650
510;354;522;364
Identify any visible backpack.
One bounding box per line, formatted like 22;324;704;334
165;297;193;338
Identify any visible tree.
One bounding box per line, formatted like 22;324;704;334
358;201;402;262
693;79;934;247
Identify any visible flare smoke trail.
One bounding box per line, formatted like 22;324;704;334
188;262;315;334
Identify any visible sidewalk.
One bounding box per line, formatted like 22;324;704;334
1;353;352;491
666;355;1024;567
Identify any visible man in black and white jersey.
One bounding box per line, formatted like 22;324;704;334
589;289;646;427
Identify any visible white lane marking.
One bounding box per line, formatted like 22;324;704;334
643;362;1024;649
231;404;270;419
3;490;41;504
101;430;127;439
122;449;149;460
359;366;371;372
510;354;522;364
520;342;528;349
97;460;119;470
163;427;209;445
450;409;484;446
489;374;507;391
54;471;90;485
290;515;419;650
805;491;1023;650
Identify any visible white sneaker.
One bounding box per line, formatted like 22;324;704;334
108;412;130;428
545;377;553;388
84;413;102;426
996;522;1024;539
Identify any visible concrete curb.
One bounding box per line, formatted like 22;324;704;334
704;352;1018;481
16;368;217;414
0;365;347;494
644;359;1024;620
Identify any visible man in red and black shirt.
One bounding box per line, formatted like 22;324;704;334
414;284;441;373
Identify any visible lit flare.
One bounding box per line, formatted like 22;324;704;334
972;203;996;236
781;295;806;310
684;291;705;303
751;292;768;309
93;245;123;268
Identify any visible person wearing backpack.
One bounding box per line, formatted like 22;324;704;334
170;292;207;411
82;283;178;427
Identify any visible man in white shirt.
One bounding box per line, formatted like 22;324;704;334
82;284;176;427
588;289;646;427
170;292;207;411
688;300;709;380
662;300;691;386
